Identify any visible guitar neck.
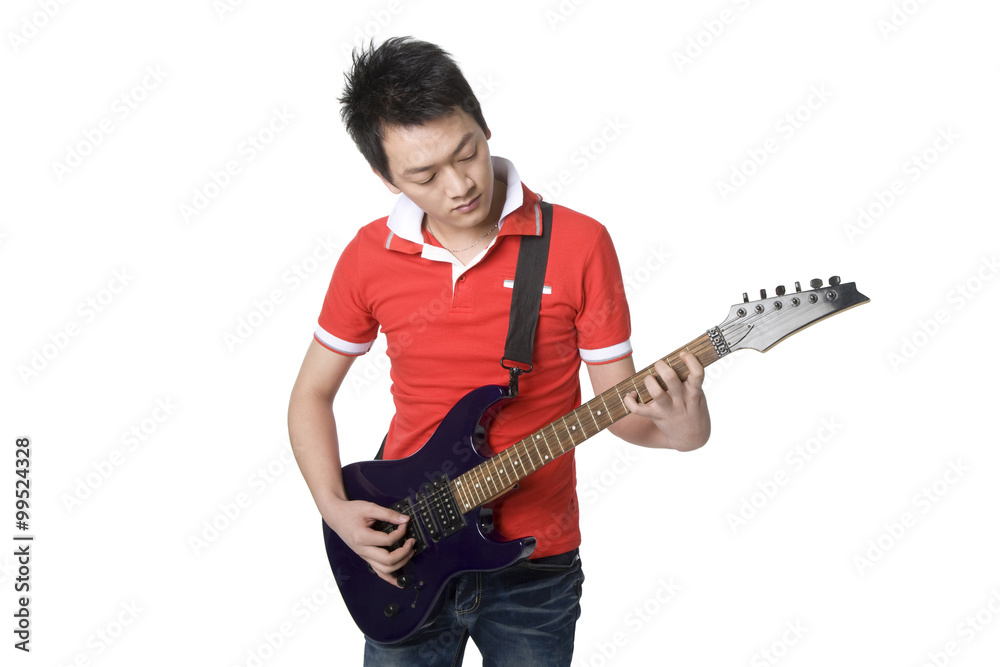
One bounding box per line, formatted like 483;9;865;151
449;329;727;512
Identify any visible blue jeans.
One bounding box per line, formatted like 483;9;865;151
363;549;584;666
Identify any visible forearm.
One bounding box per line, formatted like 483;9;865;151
608;414;673;449
589;355;711;452
288;386;349;520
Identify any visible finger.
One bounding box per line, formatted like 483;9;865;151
363;520;410;549
623;390;654;418
643;373;673;409
654;359;684;396
361;501;411;526
641;367;666;400
361;536;414;570
364;539;416;587
679;350;705;389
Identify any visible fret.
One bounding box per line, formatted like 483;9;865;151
519;441;537;472
571;411;587;440
511;444;526;475
561;416;579;447
450;332;722;514
547;421;566;455
594;393;612;428
615;385;630;414
461;478;474;510
534;429;553;463
453;478;471;510
507;446;524;479
496;448;513;486
470;469;485;504
574;405;596;439
580;402;598;435
482;461;499;497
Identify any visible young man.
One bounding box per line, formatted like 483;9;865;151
288;37;711;666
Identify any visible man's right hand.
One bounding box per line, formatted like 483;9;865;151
325;498;416;588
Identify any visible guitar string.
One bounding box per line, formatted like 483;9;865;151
377;337;723;526
380;313;795;526
374;295;834;531
381;315;788;524
718;293;830;346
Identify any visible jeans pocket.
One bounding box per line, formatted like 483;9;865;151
517;548;581;572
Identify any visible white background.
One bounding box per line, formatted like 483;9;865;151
3;1;999;665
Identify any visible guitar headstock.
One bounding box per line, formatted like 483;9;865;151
710;277;870;354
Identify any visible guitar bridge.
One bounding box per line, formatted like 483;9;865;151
414;475;465;542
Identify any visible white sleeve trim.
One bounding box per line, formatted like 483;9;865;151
579;340;632;364
314;327;375;355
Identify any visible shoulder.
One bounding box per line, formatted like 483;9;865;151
351;216;392;247
546;201;617;257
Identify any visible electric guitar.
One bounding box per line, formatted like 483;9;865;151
323;277;870;644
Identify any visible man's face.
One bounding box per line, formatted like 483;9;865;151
377;108;498;236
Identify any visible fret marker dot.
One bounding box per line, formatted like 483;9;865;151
571;426;576;431
514;461;519;466
535;435;541;440
487;476;491;481
475;483;480;488
544;455;549;460
597;410;602;415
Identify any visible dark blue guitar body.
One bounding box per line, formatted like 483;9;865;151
322;384;537;645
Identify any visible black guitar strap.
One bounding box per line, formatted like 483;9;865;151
376;200;553;460
501;200;553;397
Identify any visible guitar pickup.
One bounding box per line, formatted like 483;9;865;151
387;498;427;555
414;475;465;542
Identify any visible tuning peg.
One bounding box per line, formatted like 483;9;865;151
776;285;786;296
743;292;749;303
795;281;802;292
760;288;767;299
810;278;823;289
829;275;841;286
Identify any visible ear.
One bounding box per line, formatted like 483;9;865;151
372;165;401;195
484;124;491;141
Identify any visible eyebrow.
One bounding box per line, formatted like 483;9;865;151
401;132;475;177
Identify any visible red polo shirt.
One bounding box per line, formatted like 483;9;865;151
315;158;631;558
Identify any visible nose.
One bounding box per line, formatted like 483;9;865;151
443;165;475;199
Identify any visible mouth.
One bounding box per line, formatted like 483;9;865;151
454;195;480;213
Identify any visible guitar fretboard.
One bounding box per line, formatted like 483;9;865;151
449;332;722;512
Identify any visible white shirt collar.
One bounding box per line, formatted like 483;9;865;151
386;156;524;245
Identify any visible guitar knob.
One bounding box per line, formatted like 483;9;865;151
396;574;412;588
384;603;399;617
776;285;786;296
810;278;823;289
829;275;841;286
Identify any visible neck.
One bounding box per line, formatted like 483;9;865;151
447;331;724;511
